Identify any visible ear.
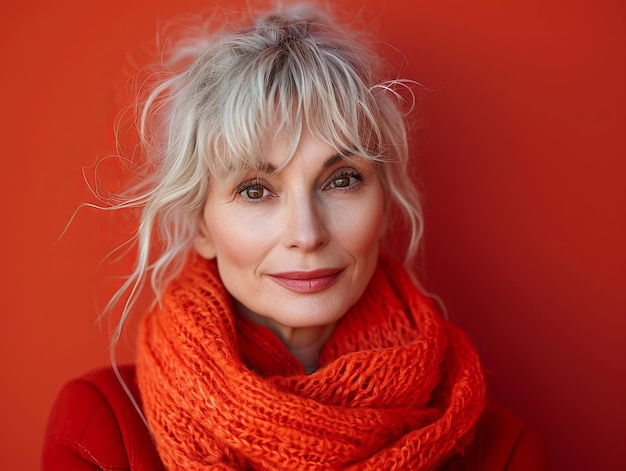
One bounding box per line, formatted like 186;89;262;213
194;215;217;259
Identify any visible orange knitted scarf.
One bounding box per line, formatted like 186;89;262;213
137;255;485;470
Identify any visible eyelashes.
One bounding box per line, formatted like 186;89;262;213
324;168;363;190
236;178;272;201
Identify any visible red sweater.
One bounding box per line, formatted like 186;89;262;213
42;365;547;470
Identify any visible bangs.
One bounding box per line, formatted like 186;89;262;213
192;15;390;181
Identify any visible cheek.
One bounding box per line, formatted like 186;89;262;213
330;188;385;252
206;208;276;266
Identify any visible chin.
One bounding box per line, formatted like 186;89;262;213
269;299;355;329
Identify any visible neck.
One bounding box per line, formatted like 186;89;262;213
236;302;336;374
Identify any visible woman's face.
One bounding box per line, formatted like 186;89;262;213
194;128;385;330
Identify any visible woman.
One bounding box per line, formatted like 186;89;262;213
43;3;546;470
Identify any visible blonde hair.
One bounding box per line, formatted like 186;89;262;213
102;3;424;353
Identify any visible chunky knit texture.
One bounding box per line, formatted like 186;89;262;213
137;255;486;470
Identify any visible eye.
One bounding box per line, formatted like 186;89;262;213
237;179;272;202
325;168;363;190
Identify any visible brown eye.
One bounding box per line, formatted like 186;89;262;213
237;178;272;202
332;177;351;188
325;168;363;190
244;185;265;199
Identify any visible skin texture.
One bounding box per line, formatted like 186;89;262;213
194;128;385;368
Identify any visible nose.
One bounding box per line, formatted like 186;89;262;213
282;194;329;251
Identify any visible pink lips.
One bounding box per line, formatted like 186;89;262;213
269;268;343;293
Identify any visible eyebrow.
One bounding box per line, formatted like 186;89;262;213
255;153;345;173
322;153;344;168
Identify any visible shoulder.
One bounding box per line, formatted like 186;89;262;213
42;365;164;471
442;401;548;471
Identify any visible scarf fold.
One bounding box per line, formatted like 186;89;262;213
137;255;485;470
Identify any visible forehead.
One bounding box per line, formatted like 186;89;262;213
211;123;355;179
202;84;386;185
262;127;346;166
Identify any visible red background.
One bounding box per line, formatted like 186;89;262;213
1;1;624;469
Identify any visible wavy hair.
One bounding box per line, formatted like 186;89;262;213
101;3;424;357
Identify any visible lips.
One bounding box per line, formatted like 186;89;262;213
269;268;343;293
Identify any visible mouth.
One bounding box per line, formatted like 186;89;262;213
269;268;344;293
